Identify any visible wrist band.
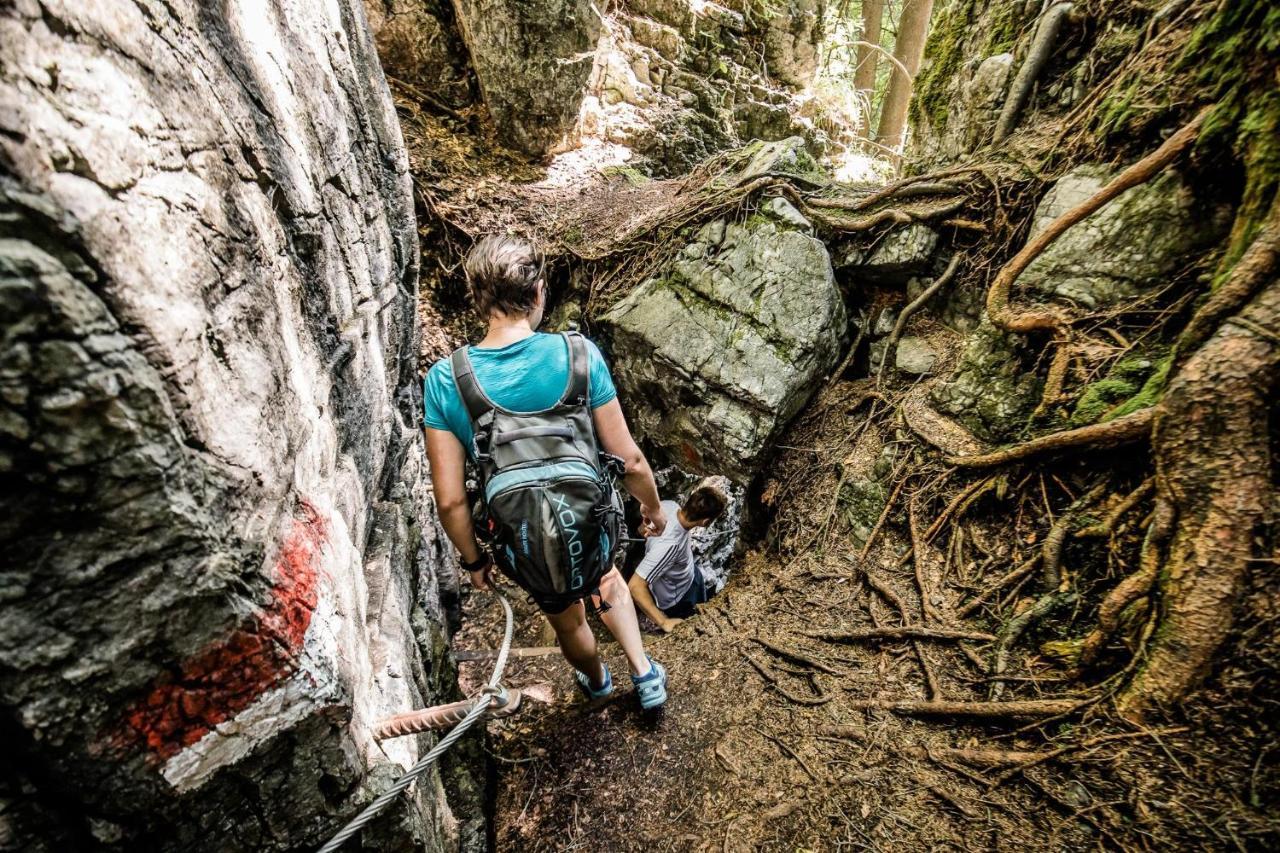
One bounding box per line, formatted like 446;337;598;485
461;553;491;573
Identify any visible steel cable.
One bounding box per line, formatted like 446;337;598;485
316;590;514;853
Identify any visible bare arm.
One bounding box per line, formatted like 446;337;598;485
628;573;681;632
592;398;666;534
425;427;493;588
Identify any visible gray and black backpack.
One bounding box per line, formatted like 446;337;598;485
451;331;625;611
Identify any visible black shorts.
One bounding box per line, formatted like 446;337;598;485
660;563;708;620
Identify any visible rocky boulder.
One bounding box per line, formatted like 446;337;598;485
600;201;846;482
1016;165;1231;310
451;0;602;154
1;2;475;850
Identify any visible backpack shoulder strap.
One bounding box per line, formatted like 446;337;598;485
449;345;492;423
561;331;590;407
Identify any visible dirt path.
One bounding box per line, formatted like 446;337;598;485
448;376;1277;851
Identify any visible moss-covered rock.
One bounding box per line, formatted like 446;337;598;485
929;318;1040;443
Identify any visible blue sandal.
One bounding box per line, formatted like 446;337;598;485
575;662;614;699
631;656;667;710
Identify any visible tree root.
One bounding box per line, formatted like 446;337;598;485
1031;339;1072;419
944;407;1153;468
877;253;963;384
990;590;1077;700
993;2;1077;144
908;493;946;624
847;697;1085;718
864;570;942;699
753;636;846;676
743;652;833;706
817;724;1060;766
807;626;997;643
1118;273;1280;718
987;727;1189;787
1075;477;1154;538
957;555;1040;617
1175;196;1280;357
1077;499;1174;669
1040;481;1107;588
985;107;1208;336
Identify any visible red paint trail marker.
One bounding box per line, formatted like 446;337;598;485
113;502;328;761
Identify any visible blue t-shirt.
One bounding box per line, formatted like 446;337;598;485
423;332;617;453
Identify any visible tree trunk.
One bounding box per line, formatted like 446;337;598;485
854;0;885;138
875;0;935;149
1117;273;1280;719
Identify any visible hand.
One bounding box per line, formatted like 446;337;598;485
641;504;667;537
464;553;496;591
661;617;684;633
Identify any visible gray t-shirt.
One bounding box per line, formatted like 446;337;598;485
635;500;694;609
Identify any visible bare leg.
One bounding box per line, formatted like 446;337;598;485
545;601;606;687
595;568;652;677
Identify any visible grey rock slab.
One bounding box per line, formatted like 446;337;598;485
895;336;939;375
601;214;846;482
1016;165;1231;309
859;223;941;282
451;0;602;153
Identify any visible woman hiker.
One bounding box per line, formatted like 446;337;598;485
422;233;669;710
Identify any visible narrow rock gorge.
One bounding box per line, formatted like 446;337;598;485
3;0;1277;850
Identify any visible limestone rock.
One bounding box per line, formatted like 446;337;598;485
859;223;940;282
0;2;473;849
451;0;602;154
1016;166;1231;309
930;320;1040;442
761;0;826;88
601;215;846;482
895;336;939;375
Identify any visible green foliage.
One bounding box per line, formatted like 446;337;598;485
1070;349;1171;425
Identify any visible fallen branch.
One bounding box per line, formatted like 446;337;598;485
808;626;997;643
847;698;1086;718
944;407;1153;468
985;107;1209;335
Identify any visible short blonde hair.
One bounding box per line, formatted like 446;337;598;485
463;233;544;317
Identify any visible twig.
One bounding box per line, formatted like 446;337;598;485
807;626;997;643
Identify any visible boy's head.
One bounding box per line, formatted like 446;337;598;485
464;233;546;324
681;477;730;527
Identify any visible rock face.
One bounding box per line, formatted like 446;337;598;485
1016;166;1231;310
451;0;602;154
579;1;833;176
600;201;846;482
0;2;475;851
365;0;476;110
